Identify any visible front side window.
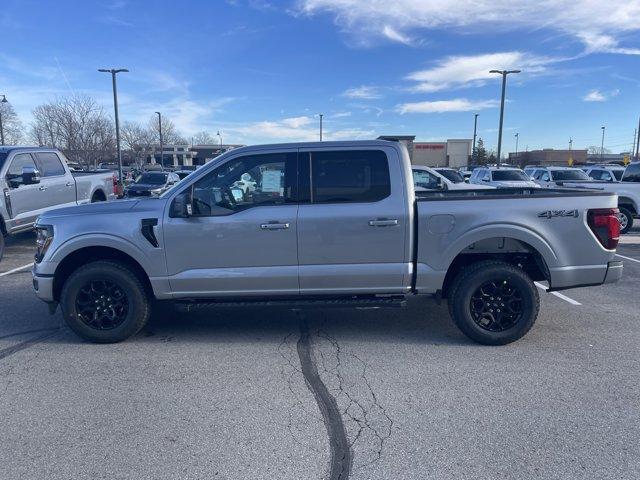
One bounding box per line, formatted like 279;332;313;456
189;152;296;216
436;169;464;183
35;152;66;177
307;150;390;203
6;153;37;187
622;164;640;182
412;169;439;188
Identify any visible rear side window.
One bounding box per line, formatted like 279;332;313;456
35;152;66;177
622;164;640;182
307;150;390;203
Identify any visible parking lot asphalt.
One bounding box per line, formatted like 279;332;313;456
1;229;639;479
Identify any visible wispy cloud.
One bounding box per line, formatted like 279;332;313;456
582;89;620;102
342;85;382;99
405;52;559;93
297;0;640;55
397;98;499;114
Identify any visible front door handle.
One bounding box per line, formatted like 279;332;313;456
38;186;47;191
65;182;73;187
369;218;398;227
261;222;290;230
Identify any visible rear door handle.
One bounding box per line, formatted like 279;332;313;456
368;218;398;227
261;222;290;230
65;182;73;187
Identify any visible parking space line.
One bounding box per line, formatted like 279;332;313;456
616;254;640;265
534;282;582;306
0;263;33;277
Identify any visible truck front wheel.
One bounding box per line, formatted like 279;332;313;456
448;260;539;345
60;260;150;343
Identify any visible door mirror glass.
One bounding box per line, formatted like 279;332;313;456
170;191;192;218
22;166;41;185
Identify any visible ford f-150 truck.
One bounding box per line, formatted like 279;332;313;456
0;147;116;260
32;140;622;345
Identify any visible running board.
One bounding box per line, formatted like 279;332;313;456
174;295;407;311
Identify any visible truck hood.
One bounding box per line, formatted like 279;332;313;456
39;199;165;220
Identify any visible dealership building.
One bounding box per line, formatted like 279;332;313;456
378;136;472;167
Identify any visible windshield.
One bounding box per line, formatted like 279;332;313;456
436;169;465;183
492;170;529;181
552;170;590;181
136;172;168;185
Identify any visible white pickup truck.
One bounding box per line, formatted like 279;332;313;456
33;140;623;345
0;147;116;259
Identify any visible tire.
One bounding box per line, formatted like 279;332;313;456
60;260;150;343
448;260;539;345
617;207;633;235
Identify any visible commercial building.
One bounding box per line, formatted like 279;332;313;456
509;149;588;167
190;144;243;166
378;136;472;167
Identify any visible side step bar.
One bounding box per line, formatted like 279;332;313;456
174;295;407;311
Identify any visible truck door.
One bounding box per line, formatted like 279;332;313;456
297;147;410;294
163;149;300;297
33;152;76;209
3;153;44;231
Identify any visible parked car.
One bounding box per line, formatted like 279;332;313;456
530;167;592;187
582;165;625;182
33;140;622;346
412;165;493;190
523;165;538;177
0;147;117;261
469;166;539;188
125;172;180;197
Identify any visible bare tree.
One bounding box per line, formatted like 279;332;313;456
121;120;155;166
192;130;215;145
29;95;115;168
587;145;612;155
148;115;187;145
0;101;25;145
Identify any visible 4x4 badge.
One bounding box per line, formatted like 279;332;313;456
538;209;579;218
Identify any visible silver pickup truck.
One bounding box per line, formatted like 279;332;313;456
32;140;622;345
0;147;116;259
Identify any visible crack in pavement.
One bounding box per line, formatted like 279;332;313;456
0;328;63;361
315;327;394;473
295;314;352;480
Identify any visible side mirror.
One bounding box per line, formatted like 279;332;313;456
436;177;447;190
22;166;41;185
170;191;193;218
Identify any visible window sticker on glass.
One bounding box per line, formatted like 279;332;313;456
261;169;282;193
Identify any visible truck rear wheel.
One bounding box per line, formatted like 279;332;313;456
617;207;633;234
60;260;150;343
448;260;539;345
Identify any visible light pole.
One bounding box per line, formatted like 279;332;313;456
155;112;164;168
472;113;479;162
217;131;222;148
98;69;128;182
600;126;606;162
490;69;520;168
0;95;7;146
319;114;323;141
514;132;519;162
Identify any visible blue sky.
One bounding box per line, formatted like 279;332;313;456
1;0;640;153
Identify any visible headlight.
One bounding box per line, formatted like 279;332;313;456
35;225;54;263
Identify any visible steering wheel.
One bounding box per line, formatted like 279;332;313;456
222;185;238;206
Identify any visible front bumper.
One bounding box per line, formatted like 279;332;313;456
32;269;55;303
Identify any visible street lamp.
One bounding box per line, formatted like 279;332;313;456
490;69;521;167
319;114;323;141
155;112;163;168
98;69;128;182
217;131;222;148
472;113;479;162
600;126;606;162
0;94;8;146
514;132;519;162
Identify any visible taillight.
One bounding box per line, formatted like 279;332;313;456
587;208;620;250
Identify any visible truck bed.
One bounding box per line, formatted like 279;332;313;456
414;187;618;294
